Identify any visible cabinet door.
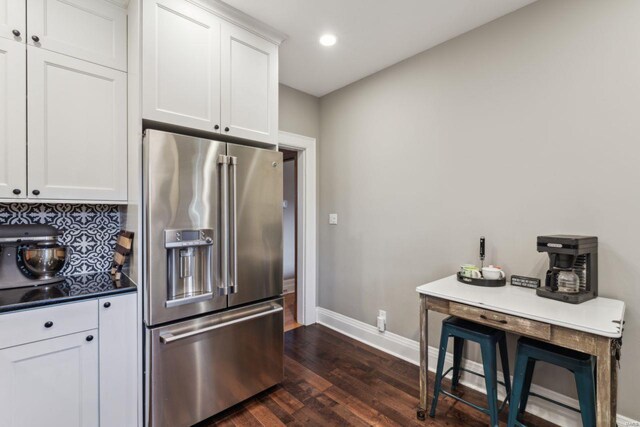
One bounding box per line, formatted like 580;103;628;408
27;0;126;70
0;0;25;42
0;330;99;427
221;24;278;145
0;38;25;200
27;46;127;201
99;293;137;427
142;0;221;133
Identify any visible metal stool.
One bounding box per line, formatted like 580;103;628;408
430;316;511;427
508;337;596;427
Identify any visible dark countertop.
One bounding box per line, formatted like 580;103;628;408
0;272;137;314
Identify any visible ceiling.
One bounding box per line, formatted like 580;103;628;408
223;0;538;97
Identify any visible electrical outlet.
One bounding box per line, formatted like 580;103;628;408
377;310;386;332
329;213;338;225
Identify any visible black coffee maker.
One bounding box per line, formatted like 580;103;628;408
536;235;598;304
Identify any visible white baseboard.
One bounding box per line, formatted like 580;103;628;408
316;307;637;427
283;278;295;294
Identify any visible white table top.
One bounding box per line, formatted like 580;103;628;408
417;275;625;338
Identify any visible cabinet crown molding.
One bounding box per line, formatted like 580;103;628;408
105;0;129;8
187;0;287;45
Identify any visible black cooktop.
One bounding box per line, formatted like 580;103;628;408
0;272;137;313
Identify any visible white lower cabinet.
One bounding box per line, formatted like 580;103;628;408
99;293;138;427
0;330;99;427
0;293;138;427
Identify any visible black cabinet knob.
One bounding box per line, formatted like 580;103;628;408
214;124;220;130
103;302;111;308
224;127;230;132
86;335;94;342
32;189;40;195
12;29;20;37
44;321;53;328
12;189;21;195
31;35;40;43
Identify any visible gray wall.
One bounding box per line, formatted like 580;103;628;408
318;0;640;419
279;84;321;139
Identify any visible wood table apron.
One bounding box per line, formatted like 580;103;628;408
417;294;619;426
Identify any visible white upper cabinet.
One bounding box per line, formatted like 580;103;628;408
142;0;281;145
27;47;127;201
0;0;25;42
221;23;278;145
0;38;26;199
0;330;99;427
27;0;127;70
142;0;221;132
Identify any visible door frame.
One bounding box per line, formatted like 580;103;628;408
278;131;317;325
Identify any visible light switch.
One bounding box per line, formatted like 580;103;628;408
329;213;338;225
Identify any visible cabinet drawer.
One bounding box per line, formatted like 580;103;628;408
449;302;551;340
0;300;98;349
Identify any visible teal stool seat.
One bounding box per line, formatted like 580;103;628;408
430;316;511;427
508;337;596;427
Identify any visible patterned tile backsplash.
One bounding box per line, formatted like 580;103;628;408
0;204;120;276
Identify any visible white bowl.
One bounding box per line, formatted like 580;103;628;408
482;267;504;280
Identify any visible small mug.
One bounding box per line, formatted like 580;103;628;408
460;264;481;279
482;265;505;281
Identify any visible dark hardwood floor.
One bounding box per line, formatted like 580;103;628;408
200;324;557;427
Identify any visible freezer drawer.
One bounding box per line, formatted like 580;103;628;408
146;298;284;427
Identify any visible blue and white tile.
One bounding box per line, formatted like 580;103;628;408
0;204;120;276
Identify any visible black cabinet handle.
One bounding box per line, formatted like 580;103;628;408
12;189;21;195
31;35;40;43
103;302;111;308
32;189;40;195
214;124;220;130
224;127;230;132
12;29;20;37
86;335;94;342
44;321;53;328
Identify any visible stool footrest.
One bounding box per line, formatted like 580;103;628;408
453;366;510;389
439;366;509;413
527;391;581;413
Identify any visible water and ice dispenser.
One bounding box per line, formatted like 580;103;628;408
164;228;215;308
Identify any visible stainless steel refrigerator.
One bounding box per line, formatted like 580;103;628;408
143;130;283;427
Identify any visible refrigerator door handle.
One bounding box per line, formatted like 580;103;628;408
165;292;214;308
159;306;283;344
229;156;238;294
218;154;230;295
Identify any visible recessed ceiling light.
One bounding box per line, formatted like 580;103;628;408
319;34;337;47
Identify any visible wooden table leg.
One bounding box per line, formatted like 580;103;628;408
417;294;428;420
596;337;615;426
611;343;618;424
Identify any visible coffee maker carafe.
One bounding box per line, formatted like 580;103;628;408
536;235;598;304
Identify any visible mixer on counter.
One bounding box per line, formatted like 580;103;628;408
0;224;68;289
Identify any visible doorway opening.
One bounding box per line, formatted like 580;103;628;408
279;130;317;329
280;148;302;332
